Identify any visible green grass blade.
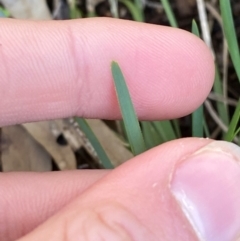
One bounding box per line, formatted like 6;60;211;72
70;5;82;18
192;105;203;137
119;0;144;22
213;65;229;125
152;120;177;142
141;121;163;149
220;0;240;82
191;20;204;137
75;118;114;169
111;61;146;155
134;0;143;10
172;119;181;138
160;0;178;27
192;20;200;36
203;117;210;138
235;127;240;137
118;120;128;142
0;7;10;18
133;0;144;19
224;100;240;142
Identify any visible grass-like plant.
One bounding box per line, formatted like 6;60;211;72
71;0;240;168
0;6;10;17
191;20;204;137
0;1;238;169
75;118;114;169
220;0;240;83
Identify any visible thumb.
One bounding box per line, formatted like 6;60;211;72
18;138;240;241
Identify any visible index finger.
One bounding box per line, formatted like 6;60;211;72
0;18;214;126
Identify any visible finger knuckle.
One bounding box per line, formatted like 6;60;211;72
65;202;146;241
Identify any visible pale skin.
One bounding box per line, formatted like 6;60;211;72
2;17;236;240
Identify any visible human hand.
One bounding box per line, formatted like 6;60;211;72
1;18;240;241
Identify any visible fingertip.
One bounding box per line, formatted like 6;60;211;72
74;19;215;120
133;26;215;119
171;141;240;241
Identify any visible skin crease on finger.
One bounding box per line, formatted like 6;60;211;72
0;18;214;126
17;138;214;241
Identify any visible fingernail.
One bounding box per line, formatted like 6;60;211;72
170;141;240;241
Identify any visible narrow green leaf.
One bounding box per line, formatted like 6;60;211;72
133;0;144;17
118;120;128;142
75;118;114;169
111;61;146;155
192;105;204;137
141;121;163;149
152;121;177;142
119;0;144;22
220;0;240;82
235;127;240;136
134;0;144;10
0;7;10;18
191;20;203;137
172;119;181;138
87;11;96;17
192;20;200;36
160;0;178;27
70;5;82;18
203;117;210;138
213;65;229;126
224;100;240;142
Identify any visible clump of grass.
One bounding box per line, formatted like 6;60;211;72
224;100;240;142
75;0;240;168
220;0;240;83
